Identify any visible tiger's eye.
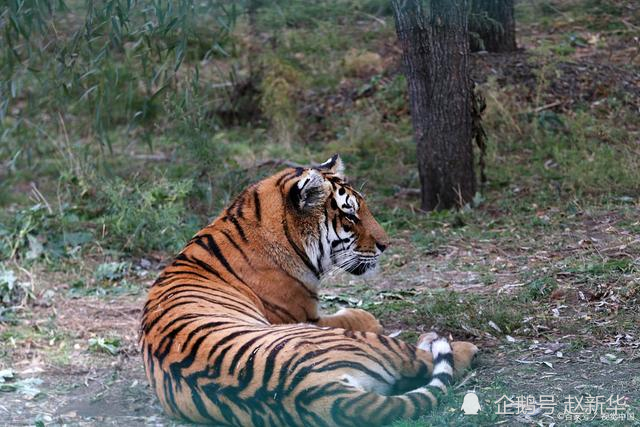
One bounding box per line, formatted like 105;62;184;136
343;224;352;232
338;187;346;195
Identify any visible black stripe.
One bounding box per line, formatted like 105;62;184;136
275;170;295;186
183;320;237;351
154;269;211;287
263;326;321;352
193;237;211;254
187;254;227;283
144;300;198;336
162;370;190;420
228;330;275;375
282;215;320;279
226;189;246;219
260;298;298;322
149;288;257;318
155;319;232;361
278;167;304;187
229;215;248;242
236;191;246;219
331;238;351;248
316;219;324;273
281;269;318;300
253;187;261;222
434;352;454;367
144;343;157;393
157;312;211;335
149;282;252;311
406;392;427;418
198;234;247;286
169;253;227;284
220;229;251;264
432;372;453;386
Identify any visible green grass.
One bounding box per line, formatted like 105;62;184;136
2;2;636;266
0;1;639;423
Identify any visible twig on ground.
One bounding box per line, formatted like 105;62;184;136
131;153;169;161
528;100;564;113
357;12;386;26
394;187;421;198
454;371;477;390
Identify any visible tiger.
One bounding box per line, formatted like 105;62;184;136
140;155;479;426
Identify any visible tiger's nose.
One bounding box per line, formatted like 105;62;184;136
375;242;388;253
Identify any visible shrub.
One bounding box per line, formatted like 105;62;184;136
98;177;198;254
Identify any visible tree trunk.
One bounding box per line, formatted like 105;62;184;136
392;0;476;211
470;0;516;52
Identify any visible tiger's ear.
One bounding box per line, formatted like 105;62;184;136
317;154;344;178
289;170;327;212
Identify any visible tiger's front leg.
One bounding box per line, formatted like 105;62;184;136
316;307;383;333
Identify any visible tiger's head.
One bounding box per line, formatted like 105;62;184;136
277;155;389;279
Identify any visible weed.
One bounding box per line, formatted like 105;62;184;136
88;336;121;356
577;259;637;276
98;177;198;254
257;0;353;30
0;267;33;308
0;373;43;399
1;1;238;150
0;202;96;262
67;279;142;299
523;276;558;301
94;262;131;282
260;54;306;147
343;49;383;77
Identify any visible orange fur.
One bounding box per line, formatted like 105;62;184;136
140;156;478;426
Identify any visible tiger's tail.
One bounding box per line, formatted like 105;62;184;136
406;337;455;402
323;337;455;426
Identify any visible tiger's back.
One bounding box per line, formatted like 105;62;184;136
140;156;478;426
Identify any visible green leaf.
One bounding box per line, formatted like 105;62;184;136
94;262;129;281
0;377;43;399
88;337;121;355
63;232;93;247
0;368;14;383
0;270;17;289
26;235;44;260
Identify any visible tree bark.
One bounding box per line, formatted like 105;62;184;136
392;0;476;211
470;0;517;52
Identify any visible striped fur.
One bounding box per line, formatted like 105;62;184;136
140;155;478;426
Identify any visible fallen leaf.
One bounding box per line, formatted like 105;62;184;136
0;369;14;382
600;354;624;365
488;321;502;333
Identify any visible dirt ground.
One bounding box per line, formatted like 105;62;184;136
1;202;638;426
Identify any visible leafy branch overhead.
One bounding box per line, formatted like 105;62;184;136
1;0;238;149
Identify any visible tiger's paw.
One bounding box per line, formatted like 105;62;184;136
340;308;384;334
417;333;478;379
416;331;441;352
450;341;479;377
320;308;383;334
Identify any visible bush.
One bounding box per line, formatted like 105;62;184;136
99;177;198;254
0;203;92;262
1;0;238;149
260;55;305;147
